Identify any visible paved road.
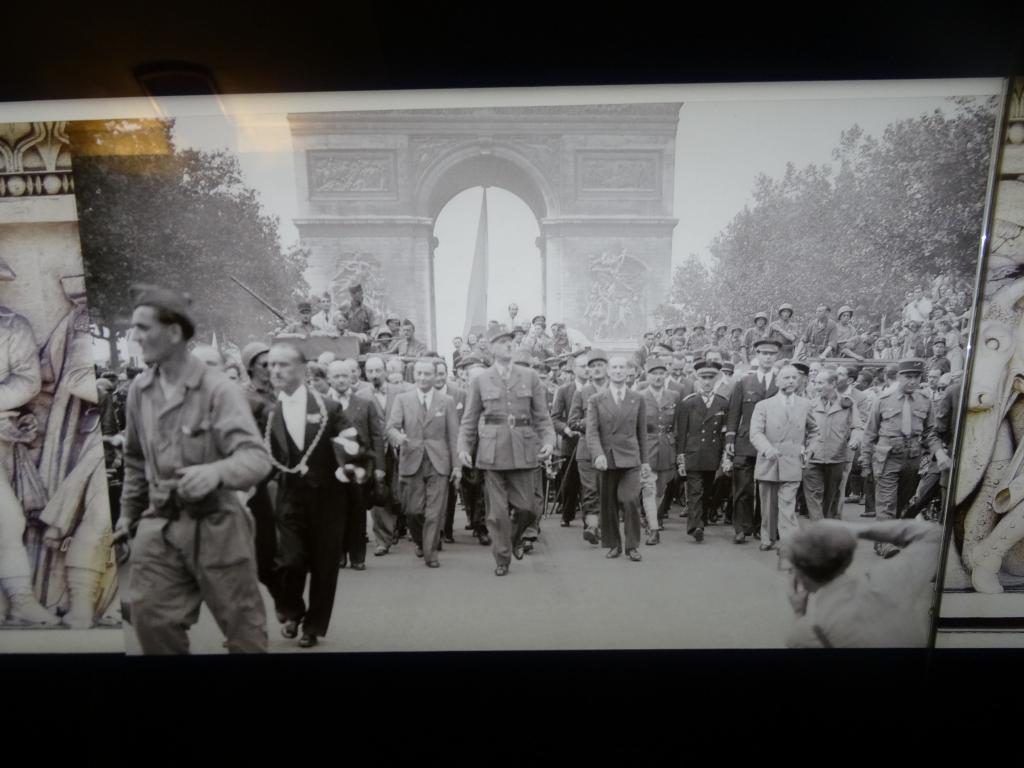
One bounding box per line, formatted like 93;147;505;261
122;498;887;655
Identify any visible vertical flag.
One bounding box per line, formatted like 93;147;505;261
464;187;489;337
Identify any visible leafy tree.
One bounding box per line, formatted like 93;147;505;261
658;97;998;332
74;119;308;366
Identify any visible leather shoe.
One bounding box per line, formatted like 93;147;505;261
426;559;440;568
494;565;509;576
692;528;704;543
298;634;318;648
374;546;389;556
523;541;534;553
513;544;526;560
606;547;621;559
582;528;599;545
339;556;348;568
560;520;571;527
464;524;474;530
415;546;424;558
860;511;876;518
478;533;492;546
351;562;366;571
759;542;774;551
627;549;642;562
281;620;299;639
645;530;660;546
443;535;455;544
734;532;747;544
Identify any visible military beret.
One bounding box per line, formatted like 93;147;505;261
751;338;779;352
297;301;312;312
645;357;668;373
348;283;362;293
898;358;926;375
456;354;484;369
241;341;271;371
587;348;609;365
488;326;514;344
131;284;196;337
791;362;810;375
694;360;722;375
784;522;857;583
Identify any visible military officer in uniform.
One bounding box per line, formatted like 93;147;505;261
568;348;610;544
859;358;950;557
675;361;730;543
639;357;682;545
458;327;555;576
117;286;272;654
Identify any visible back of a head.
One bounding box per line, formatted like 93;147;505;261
785;522;857;585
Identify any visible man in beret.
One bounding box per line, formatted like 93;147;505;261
781;518;941;647
116;285;273;653
282;300;316;336
568;348;611;543
859;358;950;557
458;327;555;576
675;361;730;543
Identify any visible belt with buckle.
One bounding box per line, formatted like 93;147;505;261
646;426;674;435
483;415;532;427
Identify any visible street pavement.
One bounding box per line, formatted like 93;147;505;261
122;497;889;655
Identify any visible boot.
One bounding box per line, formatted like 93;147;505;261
1;576;59;626
62;567;102;629
970;552;1004;594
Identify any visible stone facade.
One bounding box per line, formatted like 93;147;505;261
288;104;681;349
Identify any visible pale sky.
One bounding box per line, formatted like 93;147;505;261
161;88;995;360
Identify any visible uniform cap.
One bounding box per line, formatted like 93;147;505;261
512;350;534;367
297;301;312;312
488;326;514;344
241;341;271;371
783;522;857;583
721;361;735;373
791;362;810;375
645;357;668;373
587;348;609;366
131;284;196;337
532;315;546;325
456;354;484;369
751;338;779;352
898;358;926;375
694;360;722;375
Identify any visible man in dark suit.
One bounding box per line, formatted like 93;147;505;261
586;355;648;561
568;349;610;544
726;338;780;543
265;343;355;649
359;355;411;555
387;359;461;567
327;359;385;570
551;351;588;527
676;361;730;543
433;358;466;543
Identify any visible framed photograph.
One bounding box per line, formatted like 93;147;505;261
1;77;1004;653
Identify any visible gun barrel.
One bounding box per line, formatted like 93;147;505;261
230;276;287;322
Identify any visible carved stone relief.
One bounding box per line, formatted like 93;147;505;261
308;150;397;197
0;122;74;198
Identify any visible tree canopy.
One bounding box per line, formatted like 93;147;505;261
75;120;308;357
657;97;998;330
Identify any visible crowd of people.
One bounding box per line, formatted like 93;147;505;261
96;272;967;653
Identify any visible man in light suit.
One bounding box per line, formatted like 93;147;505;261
749;364;819;551
327;360;386;570
586;355;648;561
359;356;411;555
458;328;555;576
386;359;461;568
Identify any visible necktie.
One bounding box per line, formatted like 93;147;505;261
901;394;913;436
421;394;428;412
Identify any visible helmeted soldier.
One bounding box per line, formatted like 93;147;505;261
834;305;859;357
458;327;556;576
711;321;730;350
116;285;273;653
687;322;708;353
742;312;771;363
768;303;798;359
858;358;951;557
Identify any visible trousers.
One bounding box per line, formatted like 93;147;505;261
126;506;268;654
401;459;448;563
873;455;920;520
340;485;368;565
758;481;800;545
598;467;642;552
640;468;674;531
577;461;600;532
558;444;582;523
685;470;717;533
803;462;845;520
483;469;536;567
731;455;757;536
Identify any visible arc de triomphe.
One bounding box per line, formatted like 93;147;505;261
289;103;681;349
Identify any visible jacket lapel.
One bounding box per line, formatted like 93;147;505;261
303;390;321;449
271;399;290;458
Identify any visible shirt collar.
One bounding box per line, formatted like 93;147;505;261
279;384;308;405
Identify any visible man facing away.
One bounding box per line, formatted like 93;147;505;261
117;286;271;654
749;364;819;551
387;360;461;568
586;355;648;562
458;328;555;576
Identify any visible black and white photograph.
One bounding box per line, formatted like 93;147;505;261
0;121;123;653
43;79;1001;652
